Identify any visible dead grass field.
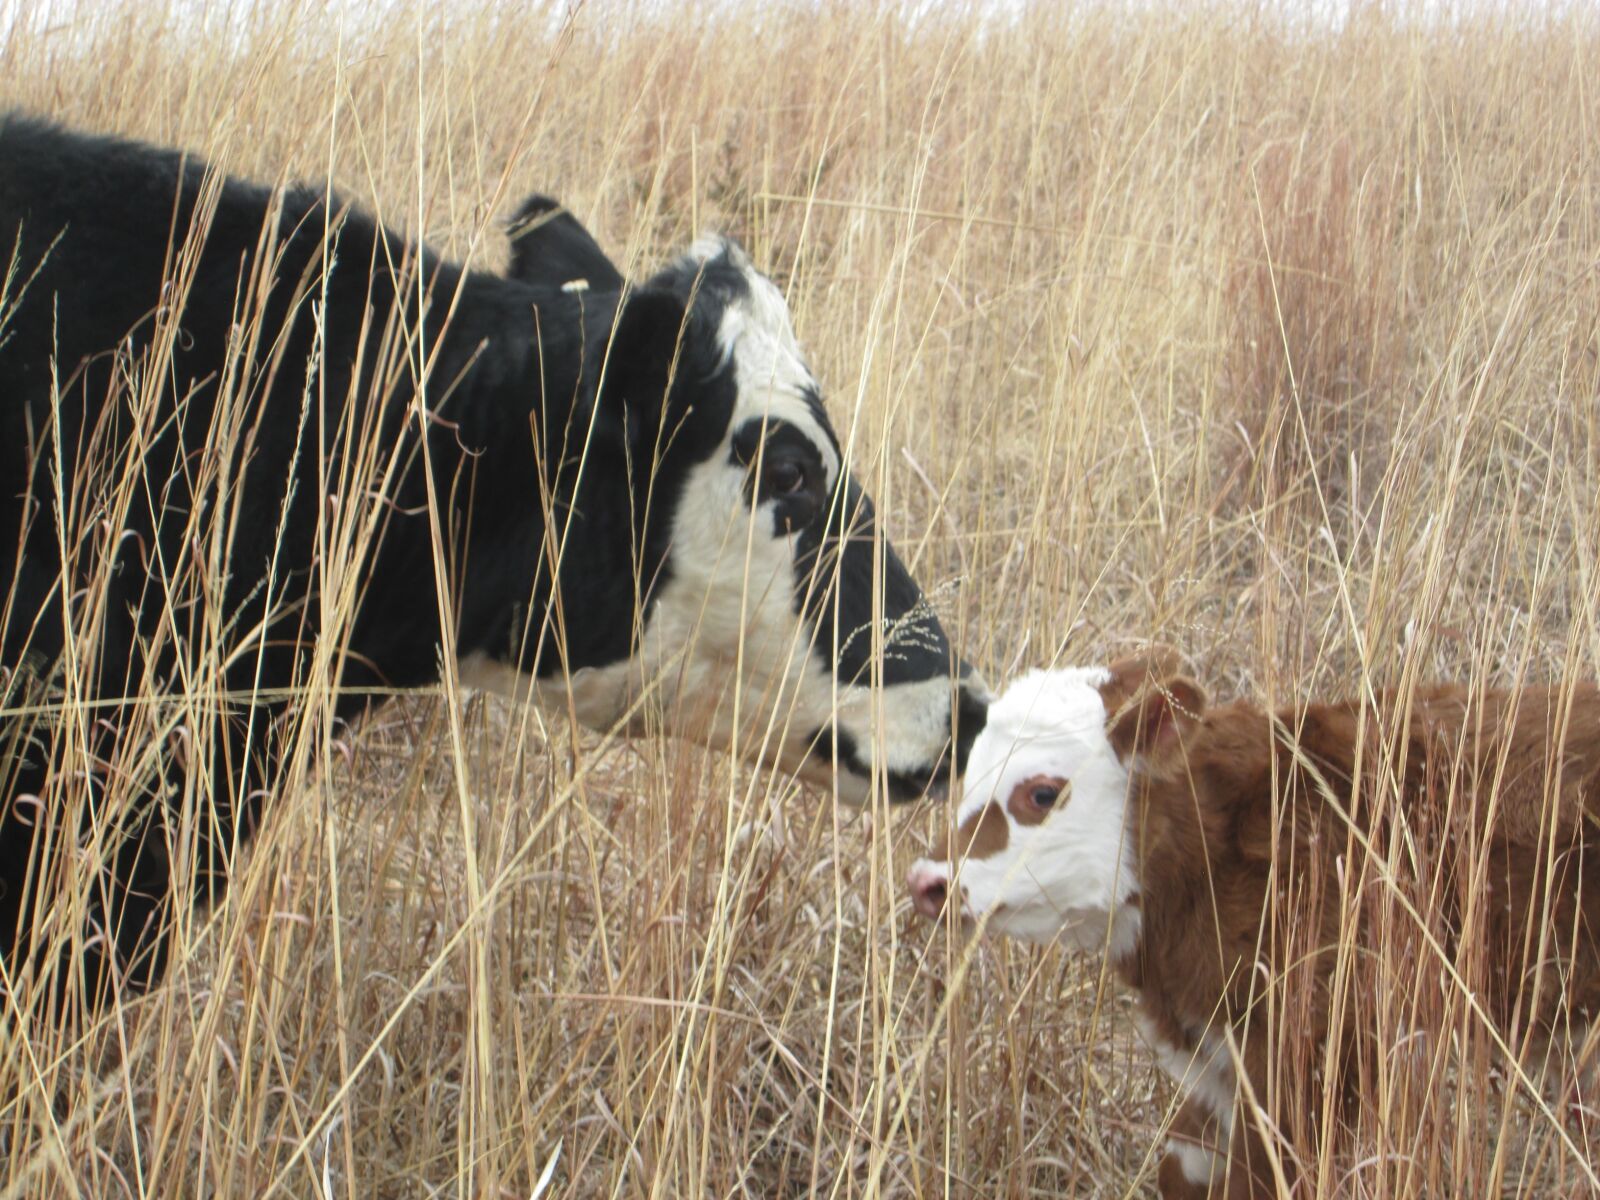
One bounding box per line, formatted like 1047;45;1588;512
3;0;1599;1196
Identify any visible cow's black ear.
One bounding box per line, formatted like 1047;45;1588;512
589;289;701;452
507;195;624;292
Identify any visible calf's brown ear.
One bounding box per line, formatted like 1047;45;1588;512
1106;676;1206;768
1099;647;1187;715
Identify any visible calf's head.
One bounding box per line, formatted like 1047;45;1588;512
473;202;988;803
906;653;1203;946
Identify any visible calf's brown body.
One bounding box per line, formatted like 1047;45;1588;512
913;663;1600;1197
1116;677;1600;1196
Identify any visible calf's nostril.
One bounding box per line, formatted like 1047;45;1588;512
908;865;951;920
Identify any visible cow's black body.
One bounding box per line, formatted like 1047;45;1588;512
0;117;726;996
0;117;725;689
0;116;985;1006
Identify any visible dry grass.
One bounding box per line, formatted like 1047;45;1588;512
2;0;1599;1195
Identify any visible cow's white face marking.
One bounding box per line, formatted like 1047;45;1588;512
909;667;1140;945
465;237;977;804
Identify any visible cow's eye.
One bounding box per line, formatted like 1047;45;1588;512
1029;784;1060;810
764;457;807;497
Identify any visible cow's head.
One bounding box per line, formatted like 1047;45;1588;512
906;654;1198;945
467;198;988;803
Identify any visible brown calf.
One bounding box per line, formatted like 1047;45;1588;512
908;657;1600;1196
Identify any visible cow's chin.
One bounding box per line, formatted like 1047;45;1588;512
668;694;953;809
458;650;959;803
785;752;873;805
714;736;872;804
745;736;952;805
780;738;955;805
797;761;872;805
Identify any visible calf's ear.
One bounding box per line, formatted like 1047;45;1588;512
1106;675;1206;770
1099;646;1186;713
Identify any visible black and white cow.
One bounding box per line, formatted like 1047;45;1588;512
0;115;987;998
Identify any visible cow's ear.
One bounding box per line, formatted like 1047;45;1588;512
506;195;624;292
588;289;700;453
1106;674;1206;771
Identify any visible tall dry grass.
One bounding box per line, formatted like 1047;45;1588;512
1;0;1598;1195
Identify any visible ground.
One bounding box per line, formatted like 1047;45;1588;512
2;1;1597;1196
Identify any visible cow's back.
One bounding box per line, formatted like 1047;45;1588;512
0;116;418;692
0;115;358;428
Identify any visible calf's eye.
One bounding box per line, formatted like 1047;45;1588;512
1006;774;1069;824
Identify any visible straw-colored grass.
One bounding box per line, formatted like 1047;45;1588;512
2;1;1598;1195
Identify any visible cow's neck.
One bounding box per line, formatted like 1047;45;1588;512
431;287;658;680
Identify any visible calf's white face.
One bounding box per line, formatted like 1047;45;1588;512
906;666;1141;950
